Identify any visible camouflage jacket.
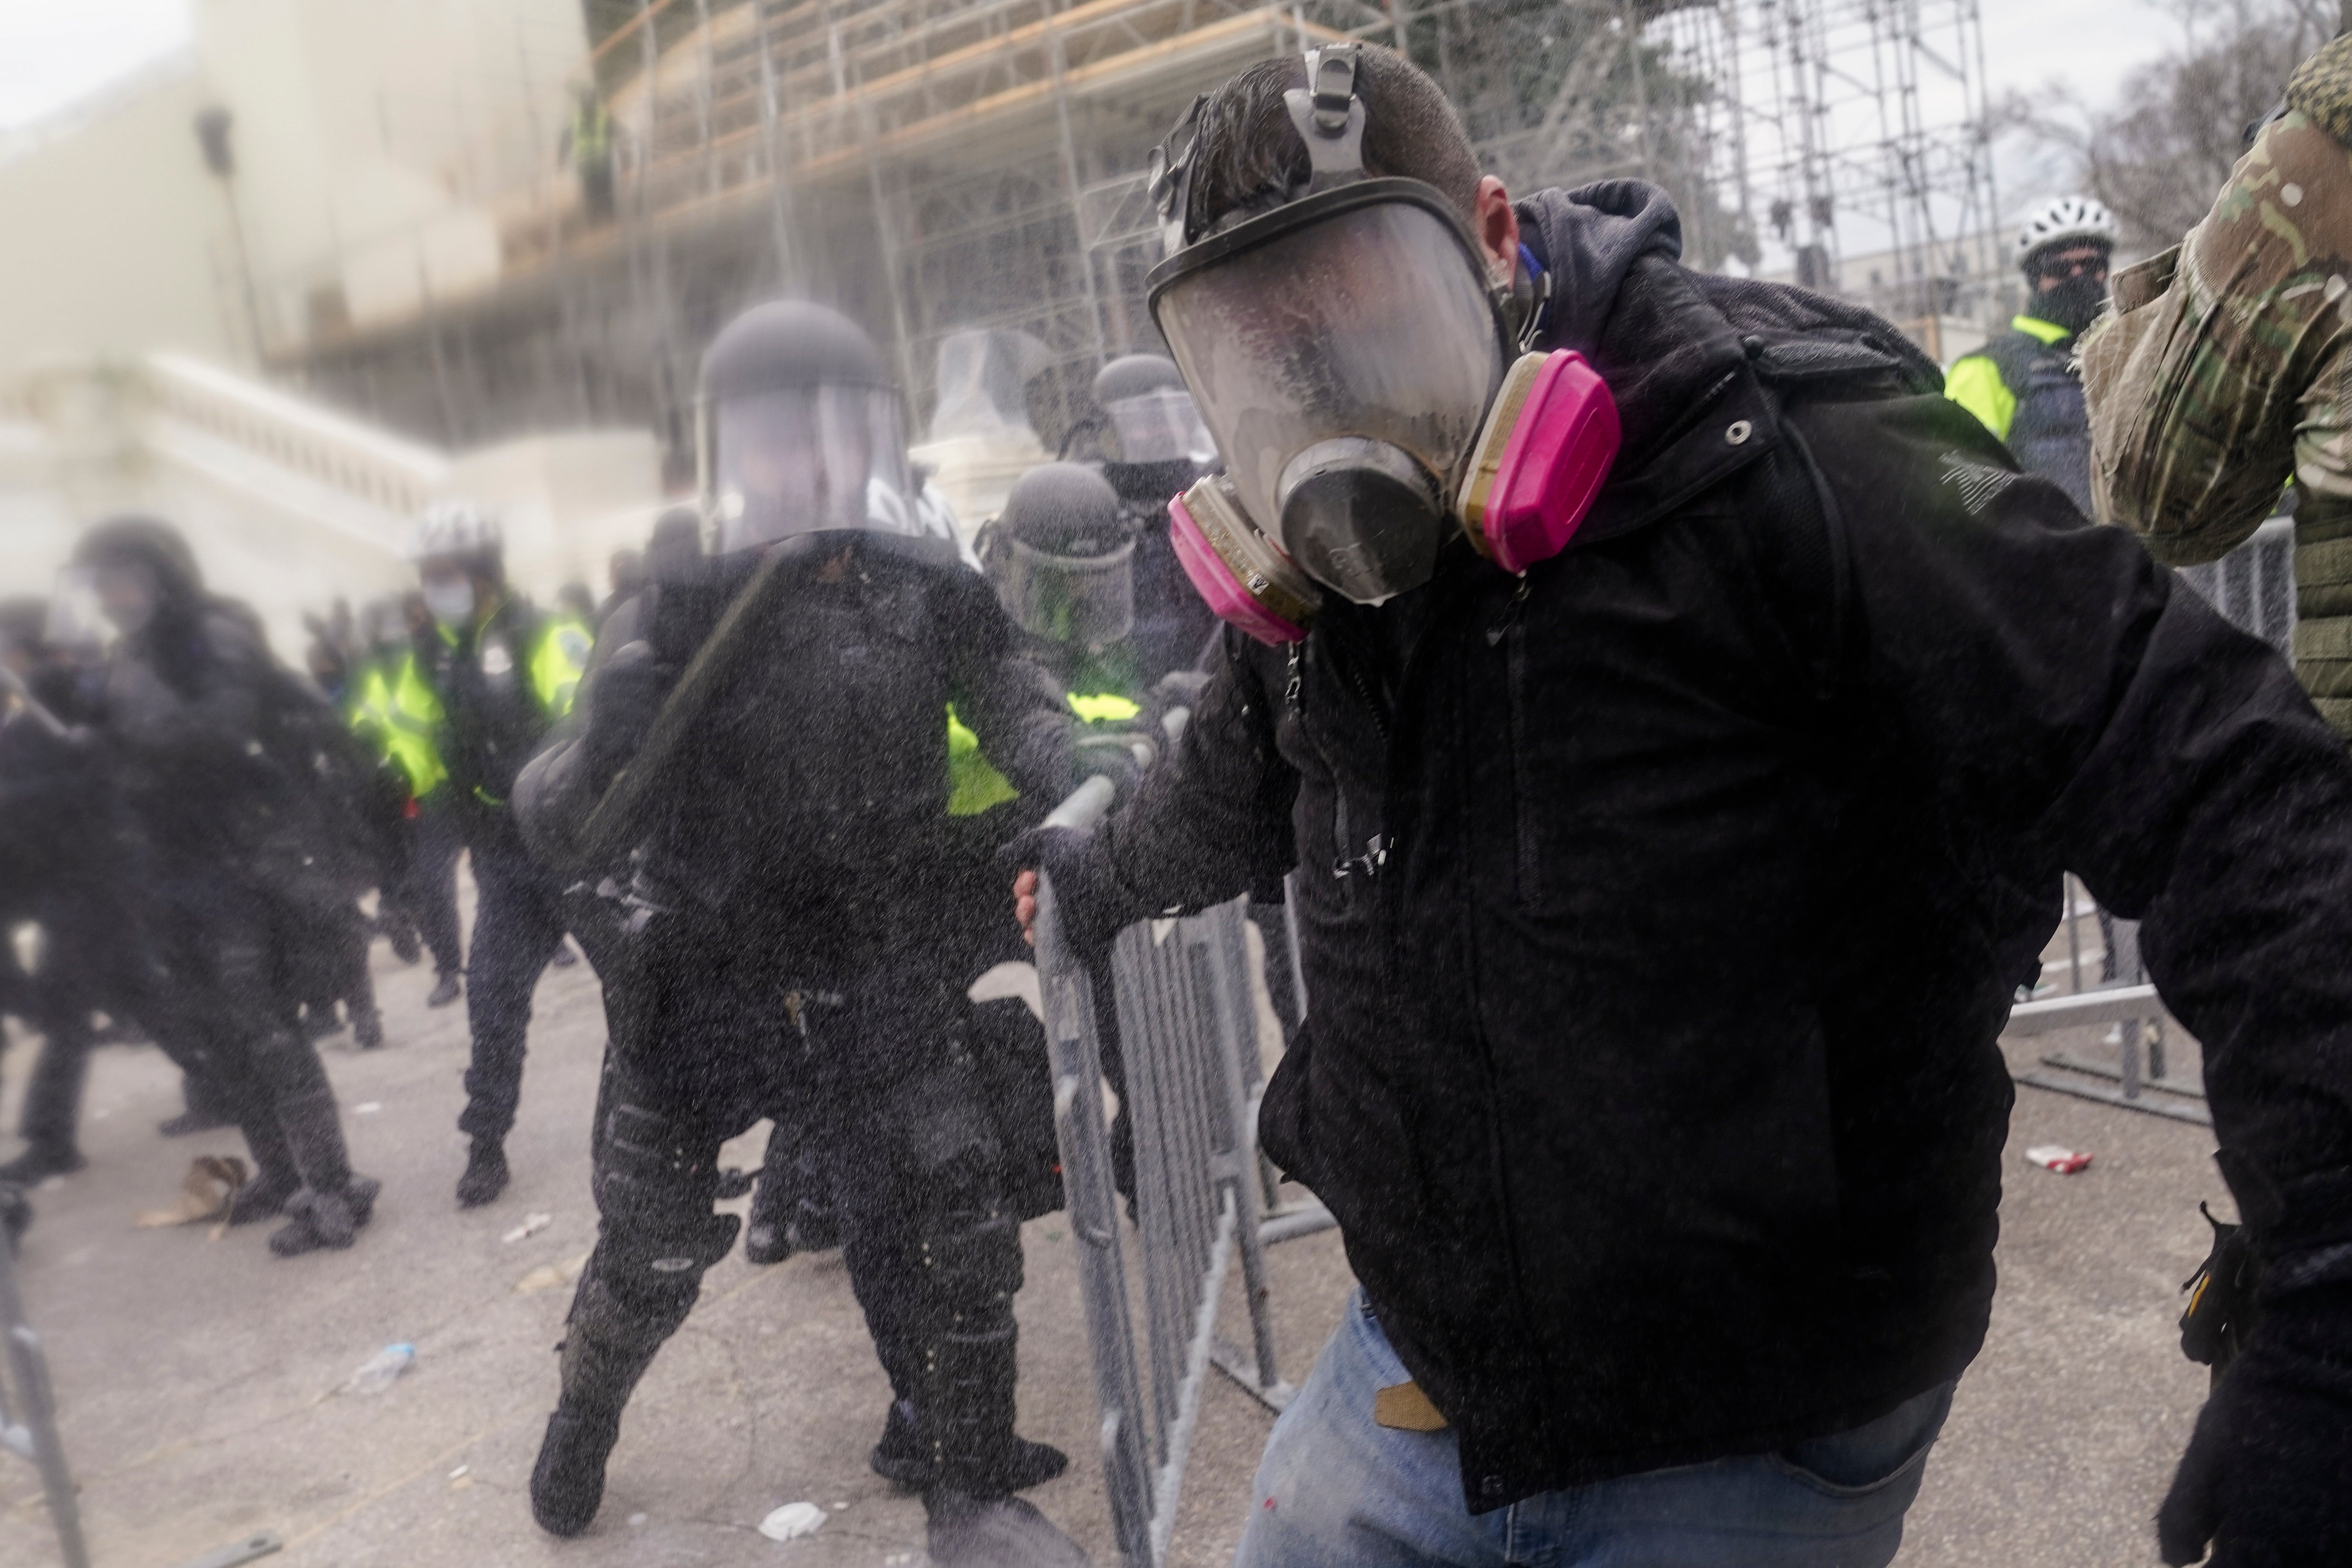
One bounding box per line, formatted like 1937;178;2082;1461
2081;30;2352;738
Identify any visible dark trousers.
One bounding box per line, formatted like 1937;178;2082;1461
569;914;1024;1461
406;801;465;977
144;868;351;1186
458;836;569;1142
10;883;221;1159
296;900;377;1025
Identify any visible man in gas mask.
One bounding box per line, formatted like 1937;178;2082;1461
1087;354;1221;684
1012;44;2352;1565
513;300;1089;1565
68;518;380;1255
377;505;590;1208
1943;195;2117;516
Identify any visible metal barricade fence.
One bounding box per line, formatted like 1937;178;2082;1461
1033;778;1307;1568
0;1227;90;1568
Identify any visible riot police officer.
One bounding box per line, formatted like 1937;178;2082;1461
69;518;379;1255
371;506;590;1207
514;300;1090;1565
1088;354;1219;685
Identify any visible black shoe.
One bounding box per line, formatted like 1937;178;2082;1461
456;1139;510;1209
743;1220;792;1266
426;972;463;1008
352;1008;386;1050
226;1169;302;1225
387;923;423;966
549;942;580;969
531;1405;621;1538
304;1007;343;1041
872;1402;1069;1494
0;1146;84;1185
924;1491;1093;1568
158;1107;235;1138
266;1176;380;1256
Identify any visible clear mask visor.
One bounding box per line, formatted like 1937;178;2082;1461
712;386;915;553
1105;387;1216;465
1152;197;1505;554
992;535;1137;649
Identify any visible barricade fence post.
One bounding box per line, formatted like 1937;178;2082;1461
1035;781;1327;1560
1033;776;1156;1566
0;1229;92;1568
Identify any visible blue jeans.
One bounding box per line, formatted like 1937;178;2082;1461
1235;1291;1953;1568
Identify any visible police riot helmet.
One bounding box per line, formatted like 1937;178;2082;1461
1092;353;1216;467
68;515;205;638
697;300;916;554
983;462;1136;649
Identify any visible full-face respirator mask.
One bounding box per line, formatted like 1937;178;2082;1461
1145;45;1620;642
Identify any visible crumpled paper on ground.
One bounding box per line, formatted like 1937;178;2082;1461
134;1155;249;1229
757;1501;827;1540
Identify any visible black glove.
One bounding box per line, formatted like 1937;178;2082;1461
998;823;1126;962
2158;1282;2352;1567
580;640;674;789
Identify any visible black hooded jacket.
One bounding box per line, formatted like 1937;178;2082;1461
1055;181;2352;1506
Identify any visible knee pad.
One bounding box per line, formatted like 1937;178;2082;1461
592;1100;738;1312
920;1200;1025;1322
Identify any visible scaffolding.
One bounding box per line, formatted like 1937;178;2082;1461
287;0;2002;461
1656;0;2005;334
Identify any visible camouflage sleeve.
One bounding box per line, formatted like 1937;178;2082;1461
2081;102;2352;565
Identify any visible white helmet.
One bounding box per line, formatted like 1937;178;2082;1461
407;499;504;565
2013;195;2119;270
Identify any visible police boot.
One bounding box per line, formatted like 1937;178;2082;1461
225;1109;303;1225
265;1089;380;1256
870;1397;1067;1493
456;1137;510;1209
743;1143;797;1265
793;1147;842;1253
531;1278;673;1537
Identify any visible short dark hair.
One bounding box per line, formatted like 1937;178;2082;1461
1184;46;1482;240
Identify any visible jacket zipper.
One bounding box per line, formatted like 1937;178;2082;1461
1491;580;1540;908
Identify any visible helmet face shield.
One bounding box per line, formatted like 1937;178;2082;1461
1149;182;1506;601
990;533;1136;648
1105;387;1215;465
711;386;913;552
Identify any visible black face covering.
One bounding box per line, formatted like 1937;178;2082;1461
2033;271;2109;337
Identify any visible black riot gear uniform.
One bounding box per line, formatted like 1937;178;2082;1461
68;518;379;1255
1091;354;1219;685
514;300;1090;1564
